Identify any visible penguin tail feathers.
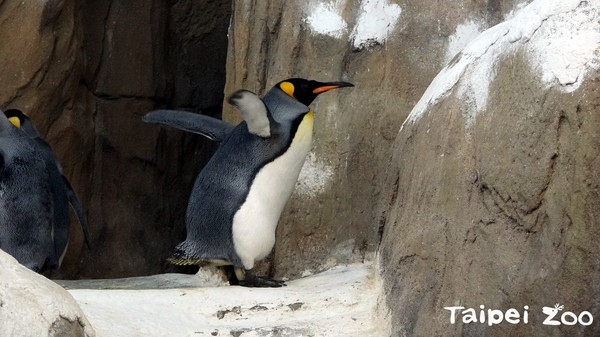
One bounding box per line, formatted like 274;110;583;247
167;257;204;266
167;257;197;266
168;245;204;266
168;244;234;267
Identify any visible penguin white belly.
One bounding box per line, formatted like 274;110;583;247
232;112;314;269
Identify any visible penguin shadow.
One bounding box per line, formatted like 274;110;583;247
164;264;200;275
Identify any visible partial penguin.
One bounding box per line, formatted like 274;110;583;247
144;79;353;286
2;109;91;272
0;111;55;272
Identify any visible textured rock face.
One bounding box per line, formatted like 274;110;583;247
0;0;535;284
224;0;529;278
71;0;231;279
0;251;95;337
0;0;231;278
379;1;600;336
3;0;598;336
0;0;90;275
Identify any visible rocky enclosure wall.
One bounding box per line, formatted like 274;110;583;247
2;2;599;337
0;0;535;281
378;1;600;336
0;0;537;280
0;0;231;278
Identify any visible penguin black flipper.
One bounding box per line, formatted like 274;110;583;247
227;90;272;138
31;138;72;267
143;110;235;142
63;176;92;249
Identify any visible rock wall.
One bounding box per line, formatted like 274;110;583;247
2;1;599;336
0;0;231;278
0;0;537;283
378;0;600;336
224;0;529;278
70;0;231;279
0;0;91;275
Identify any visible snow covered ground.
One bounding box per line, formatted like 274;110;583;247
64;263;389;337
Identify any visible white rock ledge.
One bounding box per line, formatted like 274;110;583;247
66;263;387;337
0;251;95;337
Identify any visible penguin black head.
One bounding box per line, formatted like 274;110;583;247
275;78;354;106
3;109;27;128
3;109;39;137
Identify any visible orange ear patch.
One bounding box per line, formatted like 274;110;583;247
8;116;21;128
280;81;295;97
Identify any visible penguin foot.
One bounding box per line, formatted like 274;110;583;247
226;266;286;288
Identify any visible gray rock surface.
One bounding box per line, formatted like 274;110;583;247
0;251;95;337
0;0;536;284
66;263;386;337
378;1;600;336
57;266;227;290
2;1;598;336
70;0;231;279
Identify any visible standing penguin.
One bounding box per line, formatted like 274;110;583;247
144;78;353;287
2;109;91;272
0;111;56;272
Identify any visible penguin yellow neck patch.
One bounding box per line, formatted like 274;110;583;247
8;116;21;128
305;110;314;122
279;81;295;97
295;111;314;140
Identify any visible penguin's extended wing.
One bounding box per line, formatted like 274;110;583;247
143;110;234;142
227;90;271;138
63;176;92;249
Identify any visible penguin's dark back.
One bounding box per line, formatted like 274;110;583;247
0;134;55;269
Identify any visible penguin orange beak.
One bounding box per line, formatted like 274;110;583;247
312;82;354;94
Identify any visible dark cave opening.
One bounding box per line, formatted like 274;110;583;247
56;0;233;279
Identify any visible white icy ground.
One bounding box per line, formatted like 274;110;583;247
65;263;388;337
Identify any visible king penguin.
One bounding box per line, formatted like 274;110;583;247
2;109;91;272
144;78;353;287
0;111;56;273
